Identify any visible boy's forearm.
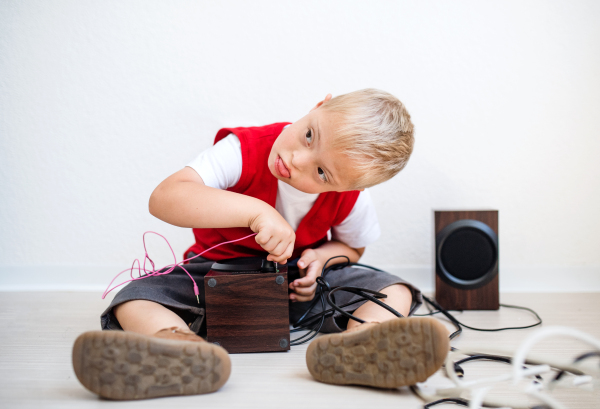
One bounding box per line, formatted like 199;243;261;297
314;240;364;266
149;172;270;229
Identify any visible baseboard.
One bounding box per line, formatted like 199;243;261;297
381;265;600;293
0;265;129;292
0;264;599;292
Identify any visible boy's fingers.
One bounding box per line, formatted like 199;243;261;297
268;242;293;264
294;264;320;287
256;235;276;252
292;292;316;303
267;253;288;264
297;249;317;269
283;242;294;262
294;276;314;287
259;236;294;263
293;283;317;296
293;275;313;287
254;232;268;246
270;240;289;259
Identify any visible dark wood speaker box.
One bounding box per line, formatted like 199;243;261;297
204;265;290;353
435;210;499;310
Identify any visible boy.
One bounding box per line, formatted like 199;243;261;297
72;89;449;400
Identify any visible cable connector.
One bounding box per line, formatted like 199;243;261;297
193;283;200;304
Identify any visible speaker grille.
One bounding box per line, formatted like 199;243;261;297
440;228;496;281
436;219;499;290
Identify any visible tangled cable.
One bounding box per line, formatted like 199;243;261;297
290;258;404;345
102;231;257;303
412;326;600;408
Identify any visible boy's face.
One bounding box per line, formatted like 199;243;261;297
268;97;360;194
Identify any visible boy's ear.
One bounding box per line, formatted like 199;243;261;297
310;93;333;112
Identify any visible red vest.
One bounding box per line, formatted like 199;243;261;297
185;123;360;261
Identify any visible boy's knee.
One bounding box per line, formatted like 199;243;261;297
381;283;413;316
383;283;412;300
113;300;157;325
113;300;188;336
113;299;143;317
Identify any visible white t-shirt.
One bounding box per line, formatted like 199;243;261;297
187;133;381;248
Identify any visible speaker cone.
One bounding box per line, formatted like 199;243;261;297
436;219;498;290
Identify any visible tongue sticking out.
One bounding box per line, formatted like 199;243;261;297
277;157;291;178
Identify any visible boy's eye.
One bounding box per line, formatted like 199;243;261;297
305;129;313;144
318;167;328;182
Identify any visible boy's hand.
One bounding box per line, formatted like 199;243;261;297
249;207;295;264
289;248;323;302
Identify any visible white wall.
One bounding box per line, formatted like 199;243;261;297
1;1;599;292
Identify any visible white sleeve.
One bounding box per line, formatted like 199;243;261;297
331;189;381;248
186;134;242;189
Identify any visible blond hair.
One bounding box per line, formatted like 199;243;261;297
322;88;414;190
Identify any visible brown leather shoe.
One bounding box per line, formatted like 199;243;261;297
152;326;207;341
306;317;449;388
72;328;231;400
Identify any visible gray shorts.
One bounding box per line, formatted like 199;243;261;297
101;256;422;336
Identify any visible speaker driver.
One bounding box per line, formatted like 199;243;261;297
436;219;498;290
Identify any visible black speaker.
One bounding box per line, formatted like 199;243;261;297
434;210;499;310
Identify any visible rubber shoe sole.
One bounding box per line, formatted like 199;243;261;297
306;317;449;388
72;330;231;400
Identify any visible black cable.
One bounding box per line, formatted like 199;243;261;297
414;309;448;317
289;287;327;346
290;296;375;345
423;397;469;408
552;350;600;382
289;294;390;346
417;294;547;408
420;349;593;409
458;303;543;332
421;295;543;338
452;354;544;383
290;256;351;346
290;256;403;345
422;295;463;340
415;353;548;409
291;259;543;347
289;289;326;345
292;296;386;329
286;258;588;409
327;286;403;323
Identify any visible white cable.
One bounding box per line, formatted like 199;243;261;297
572;375;592;386
425;326;600;408
512;326;600;384
525;385;568;409
468;387;513;409
469;386;490;409
445;349;552;389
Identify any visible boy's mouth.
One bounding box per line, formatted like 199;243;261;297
275;155;291;178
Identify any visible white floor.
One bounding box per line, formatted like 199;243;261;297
0;292;599;409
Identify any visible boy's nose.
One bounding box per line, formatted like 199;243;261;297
291;151;310;171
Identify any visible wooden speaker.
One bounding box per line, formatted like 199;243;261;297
434;210;499;310
204;258;290;353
